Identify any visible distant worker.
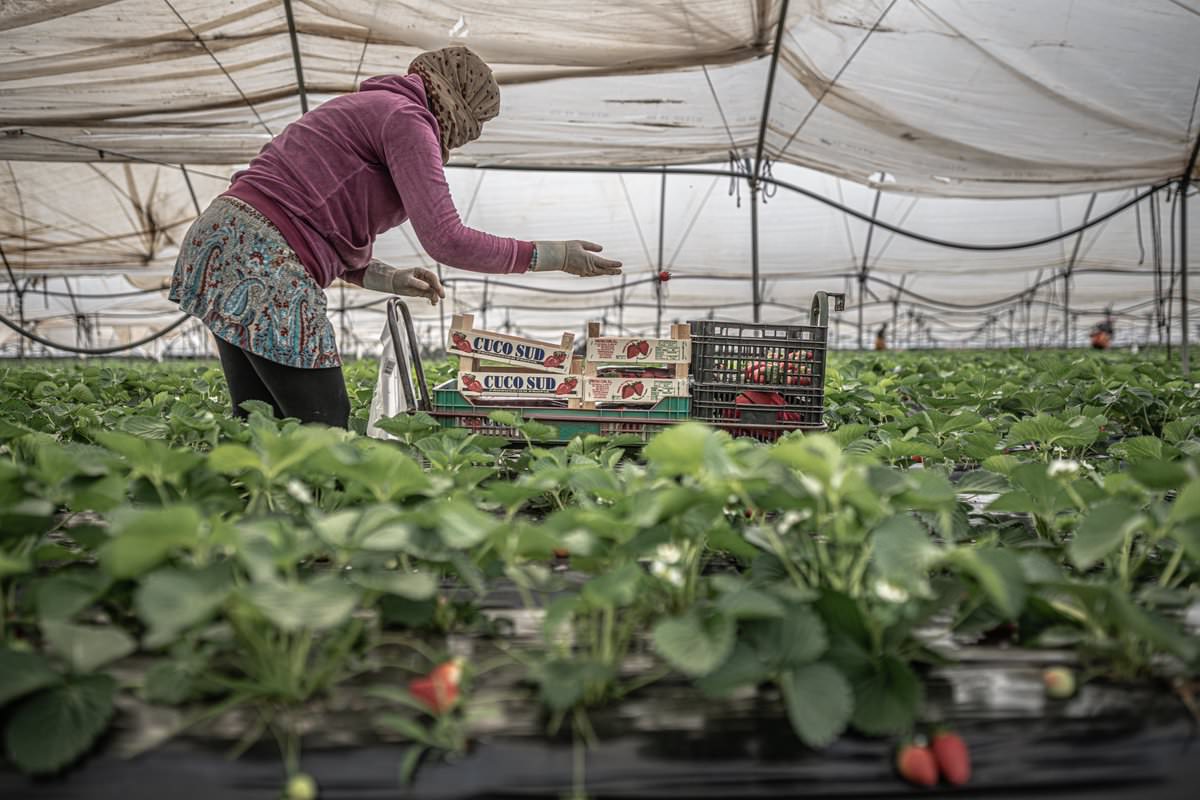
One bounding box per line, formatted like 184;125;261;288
1090;312;1114;350
170;46;621;429
874;323;888;351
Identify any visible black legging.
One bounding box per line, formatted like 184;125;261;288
214;336;350;428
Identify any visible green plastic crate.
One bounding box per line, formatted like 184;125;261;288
430;380;689;443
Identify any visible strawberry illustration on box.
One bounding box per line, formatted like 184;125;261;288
587;335;690;363
585;377;687;405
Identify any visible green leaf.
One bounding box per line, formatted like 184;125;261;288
848;655;923;736
581;563;643;609
4;674;116;774
645;423;728;478
695;642;769;698
207;443;262;474
949;548;1027;619
1069;500;1143;570
99;505;201;579
375;712;434;743
244;576;361;632
41;621;136;673
653;607;736;678
1168;479;1200;524
716;588;786;620
1109;589;1199;662
1109;436;1167;464
350;570;438;601
135;564;233;648
780;663;854;748
34;570;112;621
437;501;497;549
1008;414;1099;449
745;603;828;668
535;659;612;712
982;454;1023;476
870;514;941;595
0;647;62;707
1130;459;1190;490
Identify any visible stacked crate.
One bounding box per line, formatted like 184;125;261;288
446;313;583;401
582;322;691;408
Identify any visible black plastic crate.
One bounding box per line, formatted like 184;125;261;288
689;292;842;441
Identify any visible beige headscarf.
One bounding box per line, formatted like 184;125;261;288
408;46;500;163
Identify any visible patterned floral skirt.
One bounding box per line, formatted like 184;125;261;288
169;196;340;369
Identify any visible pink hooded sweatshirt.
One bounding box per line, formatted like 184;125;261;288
224;74;532;288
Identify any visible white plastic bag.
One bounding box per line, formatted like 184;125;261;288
366;313;411;440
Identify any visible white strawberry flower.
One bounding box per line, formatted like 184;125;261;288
1048;459;1080;478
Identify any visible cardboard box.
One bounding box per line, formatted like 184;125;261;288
458;371;581;399
584;377;688;404
587;337;691;364
448;315;574;374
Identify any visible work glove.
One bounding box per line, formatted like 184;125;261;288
531;240;622;277
363;262;445;305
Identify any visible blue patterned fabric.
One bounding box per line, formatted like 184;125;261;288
169;197;340;369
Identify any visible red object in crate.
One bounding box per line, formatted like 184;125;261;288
721;390;802;441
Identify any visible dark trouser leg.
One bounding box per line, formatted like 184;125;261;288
214;335;350;429
214;335;284;420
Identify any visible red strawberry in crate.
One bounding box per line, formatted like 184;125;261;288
555;377;578;395
450;331;473;353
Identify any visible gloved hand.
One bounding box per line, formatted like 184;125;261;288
363;261;445;305
531;241;622;277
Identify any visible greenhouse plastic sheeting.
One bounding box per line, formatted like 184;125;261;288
2;159;1196;352
0;1;1197;196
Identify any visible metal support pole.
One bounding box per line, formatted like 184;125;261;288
657;166;666;336
858;189;882;351
747;0;789;327
750;179;762;323
1181;129;1198;374
282;0;309;114
1063;193;1096;349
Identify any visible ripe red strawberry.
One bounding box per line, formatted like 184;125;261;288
931;731;970;786
658;270;671;282
408;658;463;714
797;376;811;386
896;741;939;787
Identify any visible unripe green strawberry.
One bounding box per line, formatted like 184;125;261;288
285;773;318;800
1043;666;1076;699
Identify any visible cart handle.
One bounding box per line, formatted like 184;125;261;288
810;292;846;328
386;298;432;412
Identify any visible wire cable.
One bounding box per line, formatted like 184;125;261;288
0;310;191;355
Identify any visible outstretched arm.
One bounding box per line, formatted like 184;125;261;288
381;109;532;273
